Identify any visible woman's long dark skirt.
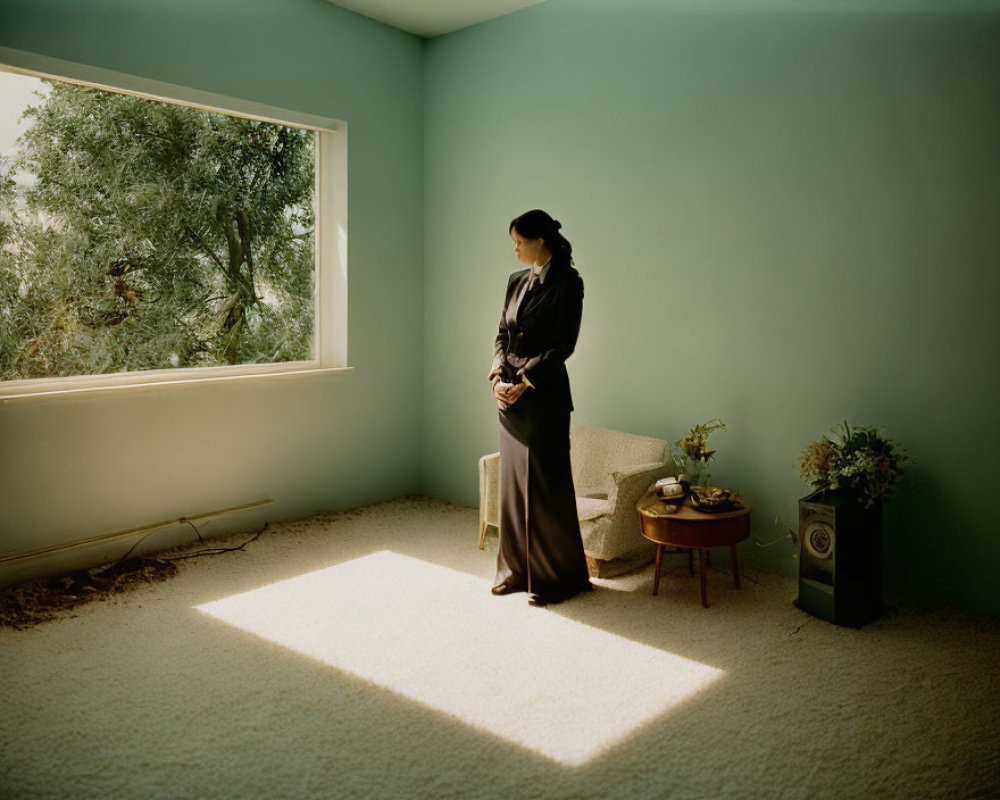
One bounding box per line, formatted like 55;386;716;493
494;398;591;597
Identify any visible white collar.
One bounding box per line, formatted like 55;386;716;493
530;258;552;284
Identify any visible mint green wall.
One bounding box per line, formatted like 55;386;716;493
2;0;998;617
423;1;1000;614
0;0;424;580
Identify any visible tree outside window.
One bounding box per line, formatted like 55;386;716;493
0;71;317;382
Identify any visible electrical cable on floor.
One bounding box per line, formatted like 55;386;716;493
1;506;275;630
159;523;267;561
754;532;794;547
182;519;206;542
755;512;798;549
112;519;267;566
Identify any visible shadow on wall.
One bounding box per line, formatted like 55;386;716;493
882;464;984;612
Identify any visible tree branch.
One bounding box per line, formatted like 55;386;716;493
183;224;229;278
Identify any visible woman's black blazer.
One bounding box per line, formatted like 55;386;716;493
492;261;584;413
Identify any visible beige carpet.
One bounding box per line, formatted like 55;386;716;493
2;496;998;800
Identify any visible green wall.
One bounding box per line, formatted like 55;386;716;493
2;0;998;617
0;0;425;581
423;1;1000;614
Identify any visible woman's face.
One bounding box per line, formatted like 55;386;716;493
511;229;545;266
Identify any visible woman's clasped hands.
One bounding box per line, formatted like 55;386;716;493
488;367;528;410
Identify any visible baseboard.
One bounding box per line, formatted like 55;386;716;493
0;501;273;589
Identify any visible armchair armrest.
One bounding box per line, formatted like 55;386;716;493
606;460;676;513
479;451;500;527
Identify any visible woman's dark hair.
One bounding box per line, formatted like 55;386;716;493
509;209;574;268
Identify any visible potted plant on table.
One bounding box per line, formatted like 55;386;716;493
671;419;744;510
795;421;911;626
671;418;727;488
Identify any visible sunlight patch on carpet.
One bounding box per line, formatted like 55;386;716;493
194;550;724;766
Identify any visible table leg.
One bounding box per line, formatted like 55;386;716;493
653;544;663;596
730;543;741;589
699;549;708;608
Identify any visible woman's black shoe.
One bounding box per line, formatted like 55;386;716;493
528;592;559;606
528;581;594;606
491;582;526;595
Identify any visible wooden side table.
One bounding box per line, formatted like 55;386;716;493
636;489;751;608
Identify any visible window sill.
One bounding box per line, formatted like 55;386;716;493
0;366;354;402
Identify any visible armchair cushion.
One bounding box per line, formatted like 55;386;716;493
576;496;612;521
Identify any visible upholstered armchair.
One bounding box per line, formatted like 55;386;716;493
478;424;676;578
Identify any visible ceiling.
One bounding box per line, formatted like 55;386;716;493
323;0;548;39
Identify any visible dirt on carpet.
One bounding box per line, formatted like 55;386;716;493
0;522;270;630
0;556;180;630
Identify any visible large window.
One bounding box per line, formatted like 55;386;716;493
0;50;347;398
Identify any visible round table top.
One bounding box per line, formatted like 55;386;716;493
636;488;752;522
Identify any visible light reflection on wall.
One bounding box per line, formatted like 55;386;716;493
195;551;724;767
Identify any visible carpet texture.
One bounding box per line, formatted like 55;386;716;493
1;496;998;800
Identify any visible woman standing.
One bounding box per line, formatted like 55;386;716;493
487;209;593;607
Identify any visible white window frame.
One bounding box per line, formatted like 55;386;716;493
0;46;350;401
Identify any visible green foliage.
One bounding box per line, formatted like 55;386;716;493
670;419;727;487
0;79;316;380
798;421;911;508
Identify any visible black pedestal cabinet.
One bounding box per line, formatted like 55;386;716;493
795;490;884;627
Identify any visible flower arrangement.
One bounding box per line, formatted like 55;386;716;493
798;421;911;509
671;419;727;487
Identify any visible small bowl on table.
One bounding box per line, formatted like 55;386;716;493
688;485;744;513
